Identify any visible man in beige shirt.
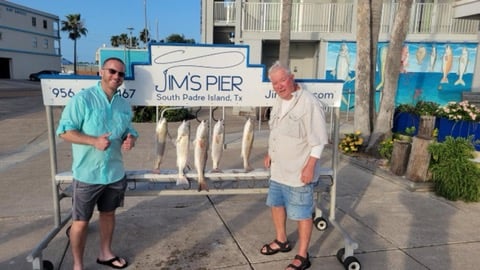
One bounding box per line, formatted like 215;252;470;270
260;61;328;270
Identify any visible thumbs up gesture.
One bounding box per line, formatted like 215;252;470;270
122;133;136;151
94;133;111;151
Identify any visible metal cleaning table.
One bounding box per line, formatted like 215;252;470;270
26;43;360;270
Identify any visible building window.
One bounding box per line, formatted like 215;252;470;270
32;37;37;48
0;32;2;41
32;17;36;27
43;20;47;29
43;39;48;49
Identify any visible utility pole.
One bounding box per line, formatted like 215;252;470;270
127;27;134;48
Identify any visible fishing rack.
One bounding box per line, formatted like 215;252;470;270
27;46;359;268
27;103;360;270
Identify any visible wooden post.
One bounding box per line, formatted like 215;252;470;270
390;141;411;176
417;115;436;139
405;136;433;181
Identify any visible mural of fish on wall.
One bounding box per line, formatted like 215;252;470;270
326;41;478;109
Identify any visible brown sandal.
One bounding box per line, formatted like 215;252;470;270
260;239;292;255
286;253;311;270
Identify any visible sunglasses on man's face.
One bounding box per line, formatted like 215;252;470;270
103;68;125;78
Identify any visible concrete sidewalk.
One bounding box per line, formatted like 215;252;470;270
1;80;480;270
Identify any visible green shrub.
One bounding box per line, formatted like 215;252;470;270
428;136;480;202
395;103;415;114
132;106;195;122
378;136;394;160
414;101;439;116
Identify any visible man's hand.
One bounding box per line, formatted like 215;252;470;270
94;133;111;151
264;154;271;169
122;133;136;151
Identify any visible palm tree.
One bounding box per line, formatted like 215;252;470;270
279;0;292;67
110;35;121;47
119;33;129;48
61;14;87;75
140;28;150;46
367;0;414;153
165;34;195;43
355;0;383;140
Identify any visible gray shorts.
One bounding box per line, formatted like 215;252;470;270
72;176;127;221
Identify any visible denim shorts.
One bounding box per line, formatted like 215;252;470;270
72;176;127;221
266;180;314;221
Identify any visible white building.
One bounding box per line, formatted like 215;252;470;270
201;0;479;79
0;0;61;79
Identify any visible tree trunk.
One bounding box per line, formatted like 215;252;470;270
279;0;292;67
418;116;436;139
354;0;372;137
405;137;433;182
390;141;411;176
369;0;383;131
367;0;413;154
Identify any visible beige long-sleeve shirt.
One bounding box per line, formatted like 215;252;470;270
268;88;328;187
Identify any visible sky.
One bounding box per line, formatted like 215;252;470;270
9;0;201;63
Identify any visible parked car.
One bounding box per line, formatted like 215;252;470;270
29;70;60;81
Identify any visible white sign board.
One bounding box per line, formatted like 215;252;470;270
41;44;343;108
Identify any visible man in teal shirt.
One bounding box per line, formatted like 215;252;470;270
56;57;138;270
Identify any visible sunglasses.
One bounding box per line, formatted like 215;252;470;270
103;68;125;78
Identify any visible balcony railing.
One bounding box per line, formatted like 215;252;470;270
213;2;479;35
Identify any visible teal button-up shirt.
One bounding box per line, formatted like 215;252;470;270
56;82;138;184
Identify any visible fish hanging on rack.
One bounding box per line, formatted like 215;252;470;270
194;120;209;191
153;117;168;173
210;119;225;173
176;120;190;186
241;118;254;172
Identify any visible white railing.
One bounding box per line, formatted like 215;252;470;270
213;2;478;35
241;2;353;32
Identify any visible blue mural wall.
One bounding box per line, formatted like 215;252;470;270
326;41;478;111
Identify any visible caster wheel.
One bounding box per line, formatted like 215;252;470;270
336;248;345;264
313;217;328;231
343;256;361;270
43;260;54;270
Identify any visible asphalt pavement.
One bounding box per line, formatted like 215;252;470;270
1;79;480;270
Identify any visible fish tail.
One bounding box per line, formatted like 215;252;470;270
176;175;189;186
210;168;223;173
244;165;254;173
454;78;465;86
198;181;209;192
440;77;449;84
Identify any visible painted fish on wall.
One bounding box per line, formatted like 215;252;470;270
400;45;409;73
454;47;469;86
416;46;426;65
429;46;437;71
331;43;353;82
376;45;388;91
440;45;453;84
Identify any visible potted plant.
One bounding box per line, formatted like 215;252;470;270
392;103;417;134
392;101;439;136
435;101;480;149
414;101;439;139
